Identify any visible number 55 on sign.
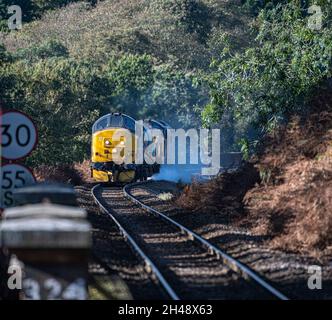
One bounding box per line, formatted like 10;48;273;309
1;110;38;210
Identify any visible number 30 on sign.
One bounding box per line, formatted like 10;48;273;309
1;110;38;160
1;110;38;210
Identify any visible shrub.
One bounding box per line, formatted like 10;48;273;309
203;1;332;151
0;41;205;166
13;39;69;62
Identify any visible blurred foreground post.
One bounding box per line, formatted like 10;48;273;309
13;183;78;207
0;203;91;300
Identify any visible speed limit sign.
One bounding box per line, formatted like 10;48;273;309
1;164;36;208
1;110;38;160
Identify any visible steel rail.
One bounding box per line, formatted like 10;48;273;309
123;181;289;300
92;184;180;300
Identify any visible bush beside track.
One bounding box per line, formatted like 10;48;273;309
33;160;92;185
177;86;332;260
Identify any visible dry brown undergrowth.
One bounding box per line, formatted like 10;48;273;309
177;87;332;258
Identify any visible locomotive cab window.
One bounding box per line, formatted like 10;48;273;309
92;114;136;133
93;117;108;132
92;115;109;133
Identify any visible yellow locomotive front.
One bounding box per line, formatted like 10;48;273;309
91;113;163;184
91;113;137;183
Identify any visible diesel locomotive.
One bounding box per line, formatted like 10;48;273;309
91;113;170;184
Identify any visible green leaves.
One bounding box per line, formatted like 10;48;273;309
0;43;12;64
0;40;205;166
107;54;154;96
205;1;332;151
4;57;102;165
13;39;68;63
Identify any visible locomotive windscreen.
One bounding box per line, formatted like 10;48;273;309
92;114;136;133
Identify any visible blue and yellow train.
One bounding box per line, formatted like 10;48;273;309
91;113;170;183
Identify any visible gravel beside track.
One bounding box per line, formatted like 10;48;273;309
129;180;332;300
95;186;280;299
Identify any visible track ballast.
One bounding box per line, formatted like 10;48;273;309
92;182;289;300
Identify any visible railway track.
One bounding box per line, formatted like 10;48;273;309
77;185;168;300
92;182;289;300
92;184;179;300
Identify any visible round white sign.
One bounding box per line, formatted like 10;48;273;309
1;110;38;160
0;163;36;208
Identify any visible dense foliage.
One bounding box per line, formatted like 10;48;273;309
1;0;252;69
204;1;332;154
1;0;331;164
0;41;206;165
1;0;245;165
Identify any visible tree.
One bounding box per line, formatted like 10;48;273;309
203;1;332;152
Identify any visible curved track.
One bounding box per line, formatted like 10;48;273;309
92;184;179;300
93;182;289;300
123;181;289;300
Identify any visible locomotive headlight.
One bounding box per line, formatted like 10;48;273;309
111;148;117;154
120;136;125;145
104;139;111;147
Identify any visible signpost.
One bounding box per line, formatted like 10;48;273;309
0;108;92;300
1;109;38;211
0;164;36;208
1;110;37;160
